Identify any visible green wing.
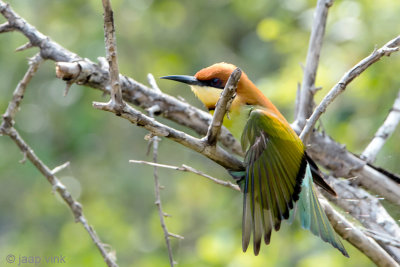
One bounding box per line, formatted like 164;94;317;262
298;165;349;257
241;108;307;255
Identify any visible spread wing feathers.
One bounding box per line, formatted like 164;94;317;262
241;108;307;255
298;165;349;257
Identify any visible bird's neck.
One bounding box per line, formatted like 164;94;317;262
235;77;287;123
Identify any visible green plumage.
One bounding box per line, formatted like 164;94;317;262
240;107;348;257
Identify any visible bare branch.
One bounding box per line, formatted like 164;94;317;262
203;68;241;146
295;0;333;128
147;73;162;93
101;0;123;108
129;160;240;192
0;21;13;33
168;232;184;240
146;77;178;266
15;42;33;52
51;161;70;175
1;53;42;129
361;90;400;163
150;134;176;266
300;35;400;144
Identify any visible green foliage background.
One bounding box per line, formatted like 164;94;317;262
0;0;399;266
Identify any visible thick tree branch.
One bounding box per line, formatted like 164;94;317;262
361;90;400;163
295;0;333;128
300;35;400;144
324;177;400;262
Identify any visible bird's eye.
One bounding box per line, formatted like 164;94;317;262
210;78;222;88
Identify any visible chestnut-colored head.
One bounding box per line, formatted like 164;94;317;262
161;62;273;111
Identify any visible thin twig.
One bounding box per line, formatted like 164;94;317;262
101;0;123;109
0;21;12;33
1;53;42;129
51;161;70;175
147;73;162;93
147;79;178;266
15;42;33;52
203;68;242;146
151;135;176;267
129;160;240;192
2;128;118;267
300;35;400;144
361;90;400;163
295;0;333;128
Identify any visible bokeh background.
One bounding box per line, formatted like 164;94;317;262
0;0;399;266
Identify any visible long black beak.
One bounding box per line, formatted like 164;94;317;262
160;75;205;86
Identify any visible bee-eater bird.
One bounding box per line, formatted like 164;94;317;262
161;62;349;257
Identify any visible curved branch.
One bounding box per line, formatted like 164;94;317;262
361;90;400;163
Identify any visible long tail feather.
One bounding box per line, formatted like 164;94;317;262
242;170;251;252
298;164;349;257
